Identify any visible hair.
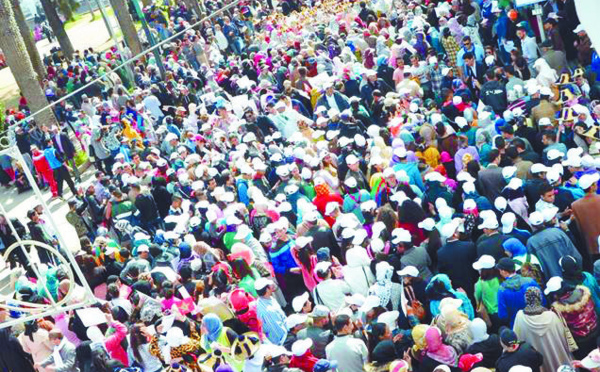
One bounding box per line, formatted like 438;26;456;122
129;324;147;362
488;149;500;163
161;281;175;300
542;130;556;142
49;329;64;340
494;136;506;150
463;52;474;60
538;182;554;196
334;314;351;332
296;245;315;273
368;323;388;360
398;200;426;225
480;268;501;281
106;284;120;301
376;205;398;235
24;321;39;342
485;70;496;80
512;138;526;151
231;257;255;280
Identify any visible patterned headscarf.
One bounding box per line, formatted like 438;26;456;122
524;287;547;315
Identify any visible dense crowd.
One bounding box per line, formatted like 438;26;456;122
3;0;600;372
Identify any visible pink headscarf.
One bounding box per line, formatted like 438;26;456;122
425;327;459;367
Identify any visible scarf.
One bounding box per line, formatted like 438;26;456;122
203;313;223;346
52;338;67;369
372;263;394;307
469;318;489;344
412;324;430;352
523;287;547;315
425;327;459;367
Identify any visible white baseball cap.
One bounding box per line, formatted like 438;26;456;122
286;313;308;329
501;212;516;234
579;173;599;190
291;338;313;357
478;214;499;230
529;211;544;226
292;292;310;313
544;276;563;295
530;164;548;174
397;266;419;277
418;218;436;231
391;228;412;244
473;255;496;270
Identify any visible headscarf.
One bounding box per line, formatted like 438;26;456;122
372;261;394;307
425;326;459;367
523;287;547;316
439;304;470;334
203;313;224;345
412;324;431;352
314;183;330;197
502;238;527;258
469;318;489;344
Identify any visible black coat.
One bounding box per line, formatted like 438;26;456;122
0;329;35;372
52;132;76;160
466;334;503;368
437;240;478;297
496;343;543;372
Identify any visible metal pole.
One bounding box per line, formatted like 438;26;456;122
130;0;166;78
0;298;95;330
11;148;96;301
8;0;244;133
534;4;546;42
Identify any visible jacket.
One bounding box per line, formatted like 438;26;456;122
527;227;582;278
316;92;350;111
497;274;540;326
19;330;53;372
52;132;76;160
480;80;508;114
495;343;543;372
40;339;79;372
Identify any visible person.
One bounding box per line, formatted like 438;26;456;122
496;257;541;327
572;173;600;255
561;255;600;314
255;278;288;346
37;329;79;372
495;328;544;372
420;326;460;372
473;255;502;332
19;321;53;372
312;261;353;311
43;140;78;198
437;220;478;300
51;125;80;182
296;305;332;359
466;318;503;368
325;315;368;372
513;287;574;372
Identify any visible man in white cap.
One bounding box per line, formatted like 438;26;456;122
527;210;582;278
476;211;510;261
572;172;600;259
312;261;353;312
255;277;288;345
296;305;333;359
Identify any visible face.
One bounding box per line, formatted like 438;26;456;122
463;39;471;49
50;337;61;346
302;299;313;313
542;190;555;203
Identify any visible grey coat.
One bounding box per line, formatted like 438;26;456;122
40;340;79;372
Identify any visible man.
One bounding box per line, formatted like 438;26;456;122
296;305;333;359
571;173;600;257
478;150;506;202
284;313;308;351
312;262;353;311
316;82;350;112
531;88;559;127
456;36;486;70
541;39;568;74
462;52;485;95
120;244;152;284
516;26;539;73
437;220;478;299
476;212;509;260
37;329;78;372
27;209;55;265
497;257;540;326
65;195;92;240
51;125;80;182
255;277;288;345
325;315;368;372
541;129;567;165
505;65;525;95
480;70;508;114
495;328;543;372
130;183;161;234
44;140;78;198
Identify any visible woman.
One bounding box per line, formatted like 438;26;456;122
291;239;319;292
18;321;53;372
425;274;475;319
420;326;460;372
369;261;403;312
561;255;600;314
343;247;375;297
128;324;163;372
513;287;574;372
231;257;259;297
547;278;599;359
201;313;242;371
465;318;502;368
473;256;501;332
435;299;473;354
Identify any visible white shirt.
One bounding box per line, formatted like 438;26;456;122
326;335;368;372
143;95;164;119
521;36;539;64
312;278;353;311
325;93;340;111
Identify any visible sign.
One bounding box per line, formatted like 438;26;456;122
515;0;545;8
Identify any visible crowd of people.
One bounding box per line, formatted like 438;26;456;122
3;0;600;371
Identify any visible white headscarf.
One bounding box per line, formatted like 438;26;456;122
469;318;490;343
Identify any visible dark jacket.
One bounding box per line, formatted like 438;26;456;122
135;193;160;223
316;92;350;112
52;132;76;160
466;334;503;368
0;329;35;372
480;80;508;114
495;343;543;372
476;233;510;261
437;240;478;297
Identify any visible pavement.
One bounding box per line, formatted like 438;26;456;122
0;11;121;106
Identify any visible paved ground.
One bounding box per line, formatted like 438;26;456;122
0;11;121;107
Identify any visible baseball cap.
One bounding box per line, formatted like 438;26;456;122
473;255;496;270
397;266;419;277
254;277;274;291
286;313;308;330
314;360;338;372
417;218;436;231
478;214;499;230
292;292;310;313
501;212;516;234
496;257;516;272
500;328;519;346
529;211;544;226
310;305;330;318
391;228;412;244
544;276;563;295
579;173;599;190
292;338;313;357
581;349;600;369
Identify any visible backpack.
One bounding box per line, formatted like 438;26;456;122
520;253;544;288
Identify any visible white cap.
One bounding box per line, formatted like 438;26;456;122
360;200;377;211
418;218;436;231
505;177;523;190
455;116;468;128
345;293;366;306
291;338;313;357
137;244;150;253
579;173;599;190
581;350;600;369
478;214;499;230
286;313;308;329
397;266;419;277
509;367;533;372
424;171;447;183
457;172;476;183
441;220;460;238
352;229;369;245
325;202;339;216
495;196;508;212
254;277;274;291
573;24;586;33
547;149;564;161
304;210;320;223
338;137;353;147
346;154;359;165
542;206;558;223
344;176;358;188
546;169;561;184
529;211;544;226
315;261;332;274
502;166;517;179
538;117;552;126
501;212;516;234
463;182;476;194
391;228;412;244
562;155;582;168
377;311;400;330
393;147;407;158
226;215;243;226
296;236;313;248
292;292;310;313
530;164;548;174
473;255;496;270
463;199;477;211
540;86;553;97
544;276;563;295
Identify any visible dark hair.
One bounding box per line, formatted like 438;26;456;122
129;324;147;363
505;146;519;160
106;284;120;301
488;149;500;163
376;205;398;235
512;138;526;150
334;314;351;332
542;130;556;141
480;268;501;281
161;281;174;299
494;136;506;150
296;245;314;273
368;323;388;360
231;257;255;280
538;182;554;196
463;52;474;60
398;200;426;225
24;321;39;342
485;70;496;80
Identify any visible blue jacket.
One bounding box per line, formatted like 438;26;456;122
393;162;425;191
498;274;541;326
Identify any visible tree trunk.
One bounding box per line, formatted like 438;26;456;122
39;0;74;60
108;0;142;56
0;0;58;129
9;0;46;81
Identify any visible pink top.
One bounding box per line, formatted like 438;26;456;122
105;321;129;366
292;252;319;291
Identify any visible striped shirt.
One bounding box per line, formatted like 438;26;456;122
256;296;287;345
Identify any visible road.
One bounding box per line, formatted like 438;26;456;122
0;12;121;106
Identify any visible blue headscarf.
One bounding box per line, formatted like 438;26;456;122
503;238;527;257
203;313;223;345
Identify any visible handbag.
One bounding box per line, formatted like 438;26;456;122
553;308;579;352
476;300;492;329
405;285;426;320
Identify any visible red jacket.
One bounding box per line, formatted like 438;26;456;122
32;150;51;174
290;350;319;372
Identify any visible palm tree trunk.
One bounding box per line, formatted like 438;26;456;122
9;0;46;81
108;0;142;56
40;0;74;60
0;0;59;129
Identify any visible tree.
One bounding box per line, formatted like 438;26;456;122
0;0;59;128
40;0;74;60
108;0;142;56
9;0;46;80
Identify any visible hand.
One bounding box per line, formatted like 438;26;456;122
403;350;412;368
393;333;404;343
457;287;466;294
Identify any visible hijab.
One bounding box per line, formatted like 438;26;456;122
412;324;430;352
469;318;489;344
371;340;398;364
502;238;527;258
425;326;459;367
203;313;224;345
371;261;394;307
523;287;547;316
